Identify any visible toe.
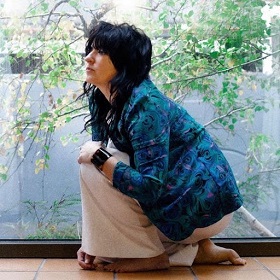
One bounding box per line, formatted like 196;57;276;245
232;257;247;265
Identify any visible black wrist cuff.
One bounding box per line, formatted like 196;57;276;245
91;147;112;170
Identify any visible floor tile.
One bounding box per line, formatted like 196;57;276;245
0;257;279;280
36;270;113;280
0;259;42;271
40;259;80;271
0;272;36;280
192;269;279;280
192;257;263;273
117;267;194;280
271;270;280;278
255;257;280;270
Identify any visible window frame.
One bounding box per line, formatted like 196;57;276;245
0;239;279;258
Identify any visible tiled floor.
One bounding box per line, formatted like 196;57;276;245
0;257;279;280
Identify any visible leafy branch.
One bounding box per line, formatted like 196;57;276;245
203;104;257;127
159;49;280;86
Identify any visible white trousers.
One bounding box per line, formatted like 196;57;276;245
79;142;233;266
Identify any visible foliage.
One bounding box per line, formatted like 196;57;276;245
23;193;81;239
26;223;81;239
241;134;280;211
0;0;279;237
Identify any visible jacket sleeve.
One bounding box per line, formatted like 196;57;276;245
112;89;171;205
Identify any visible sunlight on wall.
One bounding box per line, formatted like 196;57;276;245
113;0;141;12
262;3;280;74
2;0;29;16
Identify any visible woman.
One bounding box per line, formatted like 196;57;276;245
77;21;246;273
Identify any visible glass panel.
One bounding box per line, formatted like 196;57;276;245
0;0;279;240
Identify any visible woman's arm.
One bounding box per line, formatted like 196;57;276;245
111;91;172;204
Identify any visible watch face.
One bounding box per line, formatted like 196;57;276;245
91;147;112;169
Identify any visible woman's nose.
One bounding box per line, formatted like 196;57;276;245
85;52;94;62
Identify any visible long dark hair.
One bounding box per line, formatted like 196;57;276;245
82;21;152;142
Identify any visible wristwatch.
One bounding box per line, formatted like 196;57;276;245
91;147;112;170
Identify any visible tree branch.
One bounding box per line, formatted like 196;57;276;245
87;2;115;37
203;104;257;127
44;0;70;28
238;206;276;237
152;51;179;68
155;49;280;85
259;167;280;173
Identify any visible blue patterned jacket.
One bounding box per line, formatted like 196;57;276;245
90;79;243;241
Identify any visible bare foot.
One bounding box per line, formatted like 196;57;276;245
194;239;246;265
77;248;96;270
96;252;170;273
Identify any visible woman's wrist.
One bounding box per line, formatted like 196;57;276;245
91;147;112;170
101;156;118;182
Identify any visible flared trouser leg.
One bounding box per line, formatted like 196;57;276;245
80;146;166;258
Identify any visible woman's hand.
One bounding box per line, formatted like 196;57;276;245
77;247;96;270
78;141;102;164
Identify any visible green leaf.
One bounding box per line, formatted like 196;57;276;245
40;112;49;118
210;51;219;59
228;124;235;130
0;173;8;181
41;2;49;11
255;105;263;112
188;10;194;17
69;0;78;8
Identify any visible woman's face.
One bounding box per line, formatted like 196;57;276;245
84;48;117;90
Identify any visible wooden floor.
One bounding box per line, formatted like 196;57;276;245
0;257;279;279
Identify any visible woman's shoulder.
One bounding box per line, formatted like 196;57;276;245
130;79;171;106
132;79;158;96
126;79;193;121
